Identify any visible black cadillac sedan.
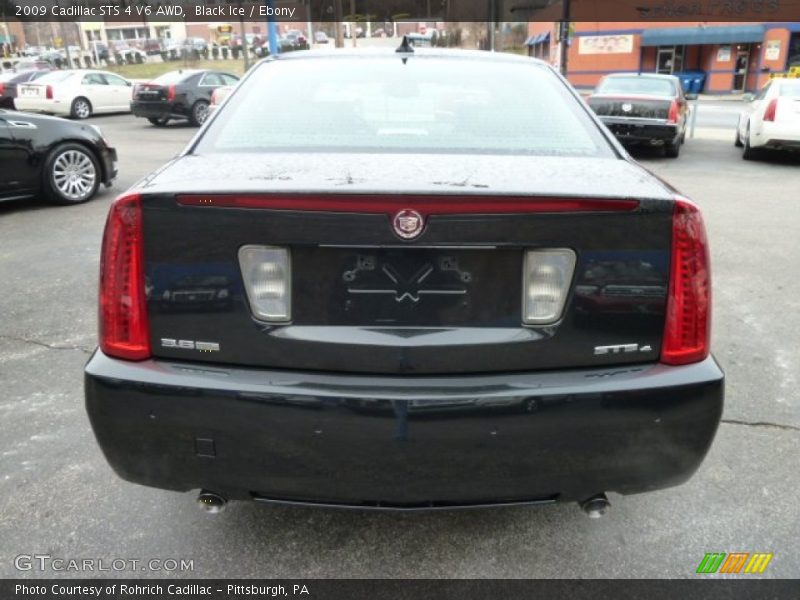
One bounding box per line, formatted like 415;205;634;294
0;109;117;205
130;69;240;127
587;73;690;158
86;49;723;515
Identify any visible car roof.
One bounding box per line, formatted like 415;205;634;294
268;47;550;68
603;72;679;81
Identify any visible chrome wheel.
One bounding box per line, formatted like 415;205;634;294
72;98;91;119
52;149;97;201
193;101;209;125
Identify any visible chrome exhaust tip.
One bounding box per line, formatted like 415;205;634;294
579;493;610;518
197;490;227;514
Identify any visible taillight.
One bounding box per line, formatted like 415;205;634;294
763;98;778;122
46;85;53;99
167;85;176;102
99;193;150;360
661;198;711;366
667;99;679;124
0;83;5;96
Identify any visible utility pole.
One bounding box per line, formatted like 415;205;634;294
559;0;570;77
238;0;250;70
350;0;356;47
487;0;496;51
334;0;344;48
54;0;74;69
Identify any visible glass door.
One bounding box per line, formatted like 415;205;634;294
657;47;675;74
733;47;750;92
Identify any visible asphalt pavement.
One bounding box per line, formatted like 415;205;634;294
0;110;798;579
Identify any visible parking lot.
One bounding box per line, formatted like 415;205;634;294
1;107;799;579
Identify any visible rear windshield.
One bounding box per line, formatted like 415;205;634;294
195;55;613;157
779;82;800;97
34;71;76;84
596;77;675;96
11;71;47;83
152;70;199;85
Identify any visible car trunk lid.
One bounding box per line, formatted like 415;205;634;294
17;83;45;98
135;83;169;101
136;154;674;375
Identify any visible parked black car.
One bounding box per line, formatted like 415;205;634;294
130;69;239;127
0;109;116;204
0;70;51;109
86;50;722;514
587;73;691;158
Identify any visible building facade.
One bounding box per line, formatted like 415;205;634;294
527;21;800;93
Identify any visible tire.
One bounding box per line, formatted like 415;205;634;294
734;130;743;147
70;97;92;120
664;138;681;158
148;116;170;127
42;143;101;205
189;100;209;127
742;124;761;161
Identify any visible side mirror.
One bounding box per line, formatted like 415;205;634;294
742;93;755;102
685;93;698;100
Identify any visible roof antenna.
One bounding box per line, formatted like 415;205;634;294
396;35;415;54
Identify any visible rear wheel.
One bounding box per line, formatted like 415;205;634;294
189;100;209;126
70;97;92;120
664;138;681;158
148;116;170;127
734;127;743;147
42;143;100;205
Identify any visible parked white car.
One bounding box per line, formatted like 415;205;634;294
736;78;800;159
15;70;133;119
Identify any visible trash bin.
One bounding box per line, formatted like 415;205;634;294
673;71;693;93
684;70;706;95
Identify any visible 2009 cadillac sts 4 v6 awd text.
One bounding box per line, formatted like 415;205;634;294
85;48;723;515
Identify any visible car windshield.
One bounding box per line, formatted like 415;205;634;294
196;55;612;157
596;77;675;96
779;82;800;97
33;71;75;84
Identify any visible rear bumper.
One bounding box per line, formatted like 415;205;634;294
14;98;70;116
131;100;186;120
600;117;680;145
756;123;800;150
85;351;724;508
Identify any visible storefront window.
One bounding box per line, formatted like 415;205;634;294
788;33;800;68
